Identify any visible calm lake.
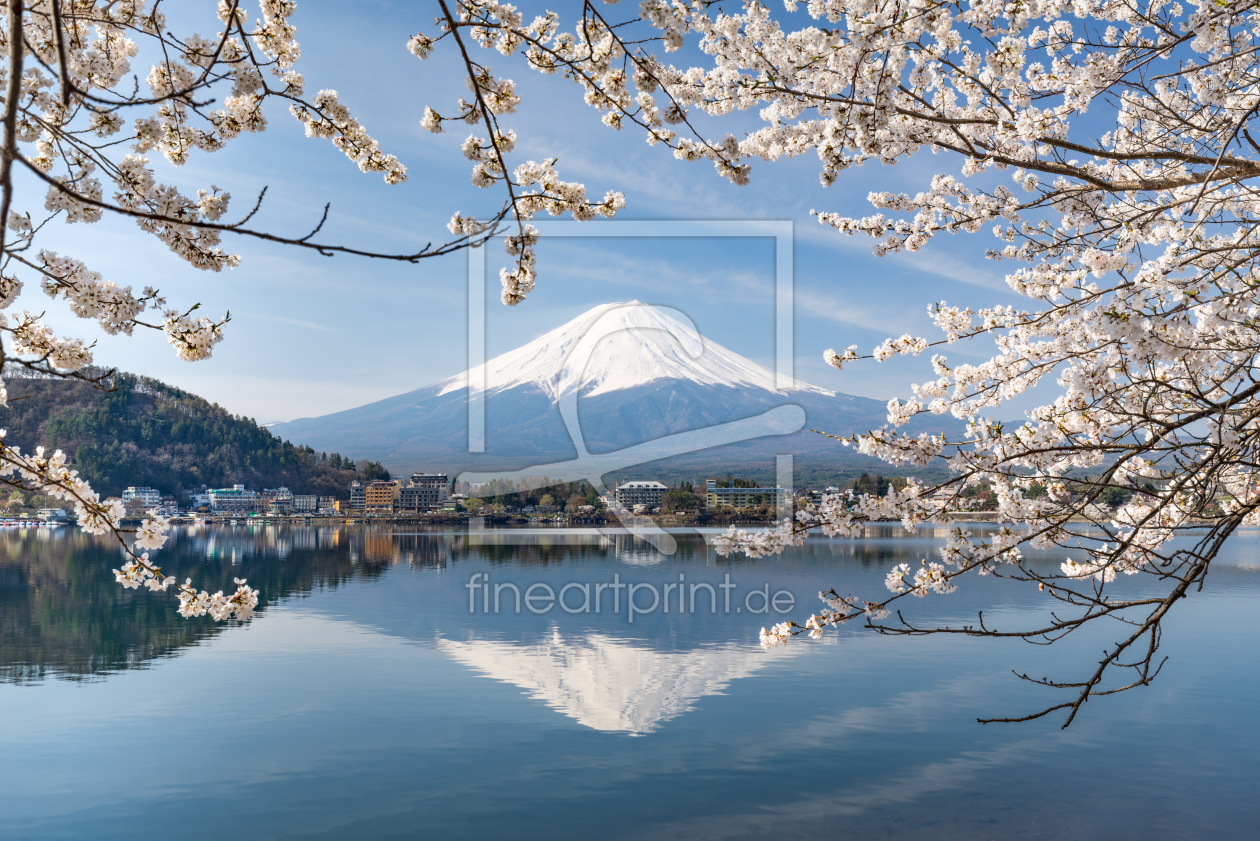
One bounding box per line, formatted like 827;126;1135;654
2;523;1258;839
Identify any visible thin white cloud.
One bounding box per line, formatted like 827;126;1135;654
897;248;1014;293
792;288;920;334
236;312;333;331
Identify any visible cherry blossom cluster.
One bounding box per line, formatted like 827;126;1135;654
290;90;406;184
823;345;858;370
711;519;802;558
5;311;93;370
114;558;258;620
758;622;792;648
761;588;898;646
162;311;227;361
886;561;958;597
113;555;176;591
176;578;259;620
134;514;172;550
36;250;153;336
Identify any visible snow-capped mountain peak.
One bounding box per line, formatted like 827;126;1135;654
437;301;834;400
269;300;964;475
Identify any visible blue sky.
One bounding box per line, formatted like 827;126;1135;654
25;1;1032;425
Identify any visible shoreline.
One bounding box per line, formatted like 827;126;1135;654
114;511;1043;528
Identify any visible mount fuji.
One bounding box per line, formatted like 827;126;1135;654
271;302;959;479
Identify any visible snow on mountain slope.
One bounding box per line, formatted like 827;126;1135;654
436;301;834;400
269;301;962;475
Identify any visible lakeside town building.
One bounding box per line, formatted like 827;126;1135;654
615;481;668;509
399;473;450;513
351;474;451;515
208;485;260;512
409;473;449;490
101;470;663;519
185;487;213;509
704;479;787;510
365;480;402;512
122;487;162;508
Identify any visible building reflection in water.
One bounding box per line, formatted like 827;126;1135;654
0;524;376;683
359;530;451;569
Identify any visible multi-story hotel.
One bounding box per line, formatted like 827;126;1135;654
615;481;668;509
704;479;787;510
208;485;259;512
365;480;402;512
398;473;450;513
122;486;162;508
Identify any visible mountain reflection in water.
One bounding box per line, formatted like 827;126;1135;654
438;631;801;734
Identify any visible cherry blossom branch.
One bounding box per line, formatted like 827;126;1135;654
23;158;498;262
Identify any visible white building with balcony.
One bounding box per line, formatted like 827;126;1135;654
122;487;162;508
615;481;668;509
209;484;259;512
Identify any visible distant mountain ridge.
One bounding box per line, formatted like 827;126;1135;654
271;302;963;483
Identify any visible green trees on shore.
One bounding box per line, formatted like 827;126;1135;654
5;370;387;499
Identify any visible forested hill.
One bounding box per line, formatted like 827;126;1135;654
0;369;389;498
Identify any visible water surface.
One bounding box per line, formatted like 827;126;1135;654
2;524;1257;839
